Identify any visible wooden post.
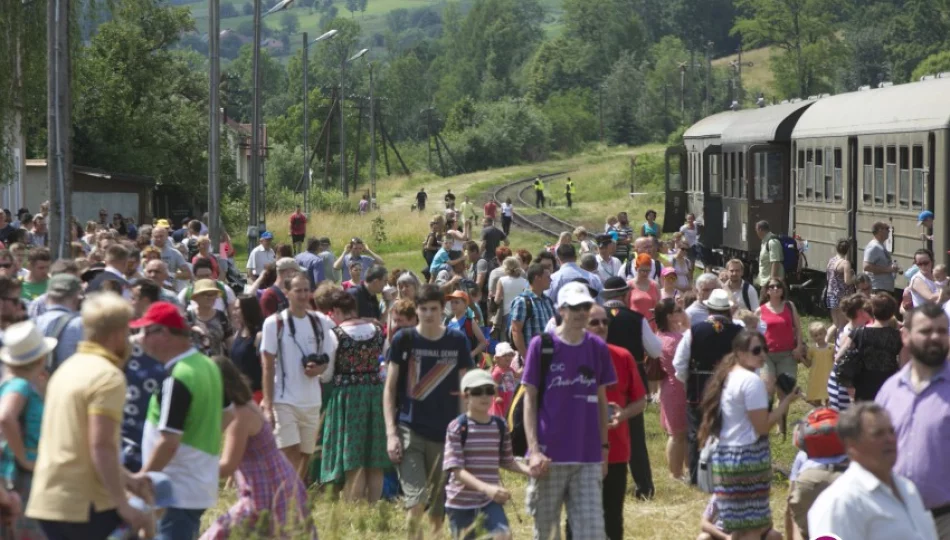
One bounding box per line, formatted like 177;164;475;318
378;112;391;176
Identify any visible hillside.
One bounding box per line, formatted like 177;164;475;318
712;45;776;101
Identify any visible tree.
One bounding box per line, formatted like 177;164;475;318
220;3;238;18
525;36;597;102
541;89;597;153
732;0;847;98
345;0;359;17
280;11;299;35
563;0;647;79
386;8;410;33
242;2;254;16
912;51;950;81
224;44;288;122
882;0;950;81
358;0;368;18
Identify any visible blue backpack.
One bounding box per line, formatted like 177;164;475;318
773;235;800;276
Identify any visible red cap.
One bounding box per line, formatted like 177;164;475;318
129;301;188;331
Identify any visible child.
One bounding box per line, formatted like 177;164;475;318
935;264;948;288
803;321;834;406
660;267;681;304
443;369;532;540
447;290;488;368
489;342;519;417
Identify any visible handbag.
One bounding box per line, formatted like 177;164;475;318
697;436;719;494
490;303;506;342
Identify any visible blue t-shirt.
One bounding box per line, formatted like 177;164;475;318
0;377;44;482
388;327;474;442
122;345;166;472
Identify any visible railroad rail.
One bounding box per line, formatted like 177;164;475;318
491;172;577;238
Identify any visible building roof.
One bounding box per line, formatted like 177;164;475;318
792;77;950;138
720;100;815;146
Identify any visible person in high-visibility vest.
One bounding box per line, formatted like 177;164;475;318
534;177;545;208
565;177;575;208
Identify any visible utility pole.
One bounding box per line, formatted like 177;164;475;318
48;0;72;260
368;62;376;207
208;0;221;249
679;62;686;116
302;31;309;214
704;41;713;117
339;53;348;195
598;84;604;143
249;0;261;244
737;43;744;105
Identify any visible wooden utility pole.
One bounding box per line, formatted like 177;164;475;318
208;0;221;248
48;0;72;260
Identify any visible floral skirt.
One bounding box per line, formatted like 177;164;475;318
710;437;772;532
320;383;390;484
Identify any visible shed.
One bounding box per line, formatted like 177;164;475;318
23;160;155;223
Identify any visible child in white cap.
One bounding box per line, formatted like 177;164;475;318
489;342;519;417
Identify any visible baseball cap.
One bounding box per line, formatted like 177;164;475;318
557;282;594;308
48;274;82;297
276;257;301;272
129;301;188;331
596;234;614;247
260;231;274;240
446;290;470;304
661;266;677;278
918;210;934;226
460;369;495;391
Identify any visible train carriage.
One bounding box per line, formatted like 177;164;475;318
791;78;950;289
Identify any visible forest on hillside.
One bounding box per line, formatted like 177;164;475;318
2;0;950;209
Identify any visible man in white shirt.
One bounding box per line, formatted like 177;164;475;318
260;273;338;479
595;234;621;282
808;402;938;540
247;231;276;280
722;259;759;311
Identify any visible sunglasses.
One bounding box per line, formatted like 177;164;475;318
467;386;496;397
588;318;609;327
749;346;764;355
567;303;593;312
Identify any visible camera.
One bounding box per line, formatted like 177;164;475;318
302;353;330;368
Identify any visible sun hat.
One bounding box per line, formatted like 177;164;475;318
129;301;188;331
661;267;677;278
81;262;106;283
0;321;57;367
602;276;630;294
276;257;301;272
191;279;222;298
557;281;594;308
260;231;274;240
596;234;614;247
494;342;516;357
460;369;495;391
48;274;82;297
918;210;934;226
446;290;470;304
703;289;732;312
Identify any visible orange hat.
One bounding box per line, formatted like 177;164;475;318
446;290;470;304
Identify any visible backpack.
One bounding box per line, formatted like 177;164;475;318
623;257;662;281
772;235;800;277
741;281;753;311
43;311;79;373
508;293;535;343
506;332;554;456
268;285;290;313
455;413;506;455
793;407;845;458
274;309;324;399
185;238;200;262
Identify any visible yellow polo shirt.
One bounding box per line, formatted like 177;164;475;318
26;341;127;522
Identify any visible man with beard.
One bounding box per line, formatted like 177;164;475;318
876;303;950;538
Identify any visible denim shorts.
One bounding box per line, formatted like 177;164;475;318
446;502;510;539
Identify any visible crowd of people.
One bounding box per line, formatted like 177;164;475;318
0;194;943;540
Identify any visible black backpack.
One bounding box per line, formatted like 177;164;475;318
506;332;554;456
455;414;506;455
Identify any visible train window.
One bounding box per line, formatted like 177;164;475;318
710;154;721;194
805;149;815;200
765;152;783;202
731;153;739;198
899;146;910;208
885;146;897;207
912;145;925;209
824;149;834;203
739;152;746;198
874;147;884;206
863;147;873;205
797;150;805;200
834;148;843;203
724;154;732;197
668;152;683;191
814;150;824;201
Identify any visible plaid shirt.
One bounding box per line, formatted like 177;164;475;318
510;290;556;346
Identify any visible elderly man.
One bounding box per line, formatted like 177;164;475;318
151;226;191;282
673;289;741;485
808;403;938;540
877;303;950;537
135;302;227;540
864;220;899;294
547;243;602;304
685;273;723;326
35;274;84;372
144;260;183;306
247;231;275;280
26;293;152;538
755;220;784;287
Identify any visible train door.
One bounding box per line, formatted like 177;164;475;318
664;146;688;233
847;137;859;268
702;146;724;248
748;144;789;255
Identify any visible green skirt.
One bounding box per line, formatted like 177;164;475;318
320;382;390;484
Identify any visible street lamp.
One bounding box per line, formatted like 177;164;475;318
301;29;338;215
350;49;375;207
249;0;294;248
339;48;368;196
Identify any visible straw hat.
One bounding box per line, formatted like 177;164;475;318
0;321;57;367
192;279;222;298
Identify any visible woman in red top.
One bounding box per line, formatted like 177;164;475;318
755;278;804;434
627;253;662;394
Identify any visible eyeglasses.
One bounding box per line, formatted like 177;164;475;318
467;386;496;397
749;346;764;355
588;318;609;327
567;302;593;312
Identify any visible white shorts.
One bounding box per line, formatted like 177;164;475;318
273;402;321;454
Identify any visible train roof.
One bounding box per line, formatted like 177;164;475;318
683;110;742;140
793;77;950;138
720;100;815;146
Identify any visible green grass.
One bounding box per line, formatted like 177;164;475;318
712;46;776;103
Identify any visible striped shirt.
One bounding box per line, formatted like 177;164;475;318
828;323;853;411
443;415;514;509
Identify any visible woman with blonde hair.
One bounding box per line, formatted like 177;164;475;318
493;257;529;329
574;227;596;254
549;231;573;254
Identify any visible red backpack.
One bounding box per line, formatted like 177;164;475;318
794;407;845;458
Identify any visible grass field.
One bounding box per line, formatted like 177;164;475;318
208;144;829;538
712;46;776;103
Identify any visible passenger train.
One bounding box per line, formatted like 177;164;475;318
663;76;950;311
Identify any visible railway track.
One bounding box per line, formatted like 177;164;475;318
491;172;577;238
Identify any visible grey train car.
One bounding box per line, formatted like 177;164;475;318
666;76;950;306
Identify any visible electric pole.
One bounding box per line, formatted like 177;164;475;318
249;0;262;244
208;0;221;249
48;0;72;260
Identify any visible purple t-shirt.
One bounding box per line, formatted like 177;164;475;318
521;331;617;463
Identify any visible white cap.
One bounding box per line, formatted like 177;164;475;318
461;369;495;391
557;281;594;308
494;342;516;357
